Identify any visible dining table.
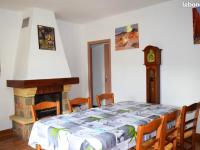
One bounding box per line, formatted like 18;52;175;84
28;101;177;150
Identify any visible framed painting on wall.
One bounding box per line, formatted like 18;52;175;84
115;24;139;50
193;7;200;44
37;25;56;50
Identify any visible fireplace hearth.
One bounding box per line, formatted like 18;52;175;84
7;77;79;140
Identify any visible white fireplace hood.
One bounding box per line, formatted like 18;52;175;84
14;8;71;80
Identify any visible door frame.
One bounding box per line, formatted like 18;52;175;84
88;39;111;104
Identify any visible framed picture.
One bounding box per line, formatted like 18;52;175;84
37;25;56;50
193;7;200;44
115;24;139;50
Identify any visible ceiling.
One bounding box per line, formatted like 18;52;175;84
0;0;171;23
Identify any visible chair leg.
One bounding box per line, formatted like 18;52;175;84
173;139;177;150
192;134;196;150
180;138;184;150
36;144;41;150
192;139;195;150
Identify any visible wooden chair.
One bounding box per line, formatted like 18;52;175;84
136;118;163;150
36;144;42;150
67;97;92;113
31;101;60;122
178;102;200;150
160;110;180;150
96;93;114;107
31;101;60;150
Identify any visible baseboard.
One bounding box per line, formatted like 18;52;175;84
0;129;13;140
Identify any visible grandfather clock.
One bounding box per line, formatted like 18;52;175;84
143;45;161;104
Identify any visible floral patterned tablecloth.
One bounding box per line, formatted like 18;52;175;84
29;101;177;150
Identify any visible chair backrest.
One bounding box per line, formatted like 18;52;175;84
160;110;180;150
31;101;60;122
179;102;200;149
67;97;92;113
96;93;114;107
136;118;163;150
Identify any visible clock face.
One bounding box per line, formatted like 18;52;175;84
147;49;155;63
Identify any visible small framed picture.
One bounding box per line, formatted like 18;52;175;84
37;25;56;50
115;24;139;50
193;7;200;44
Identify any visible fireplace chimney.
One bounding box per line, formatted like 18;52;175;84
7;8;80;140
14;8;71;79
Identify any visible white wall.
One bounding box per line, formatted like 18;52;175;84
80;0;200;106
0;9;21;130
78;0;200;132
57;20;83;98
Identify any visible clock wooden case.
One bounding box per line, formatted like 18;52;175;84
143;45;161;104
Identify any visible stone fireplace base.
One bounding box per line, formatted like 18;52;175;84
7;78;79;140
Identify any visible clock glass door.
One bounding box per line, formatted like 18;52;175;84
148;69;155;103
